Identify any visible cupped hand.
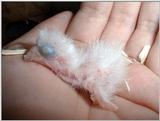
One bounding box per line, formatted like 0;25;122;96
2;2;159;119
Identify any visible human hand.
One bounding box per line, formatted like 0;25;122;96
2;2;159;119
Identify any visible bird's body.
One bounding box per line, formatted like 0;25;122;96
24;29;129;111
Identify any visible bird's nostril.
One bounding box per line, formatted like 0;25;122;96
38;44;56;58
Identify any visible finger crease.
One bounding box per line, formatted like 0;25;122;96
80;6;108;17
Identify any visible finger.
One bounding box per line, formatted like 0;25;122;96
146;32;160;76
114;96;159;119
67;2;113;44
5;11;73;48
125;2;159;60
101;2;141;47
118;64;159;113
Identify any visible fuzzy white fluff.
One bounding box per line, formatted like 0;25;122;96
24;29;129;111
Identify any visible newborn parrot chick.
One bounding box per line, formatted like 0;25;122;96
24;29;129;111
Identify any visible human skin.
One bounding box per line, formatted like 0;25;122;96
2;2;159;119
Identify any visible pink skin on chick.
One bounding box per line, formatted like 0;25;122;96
24;45;119;111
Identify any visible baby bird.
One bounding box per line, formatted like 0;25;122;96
24;29;129;111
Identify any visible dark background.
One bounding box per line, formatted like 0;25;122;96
2;2;81;47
